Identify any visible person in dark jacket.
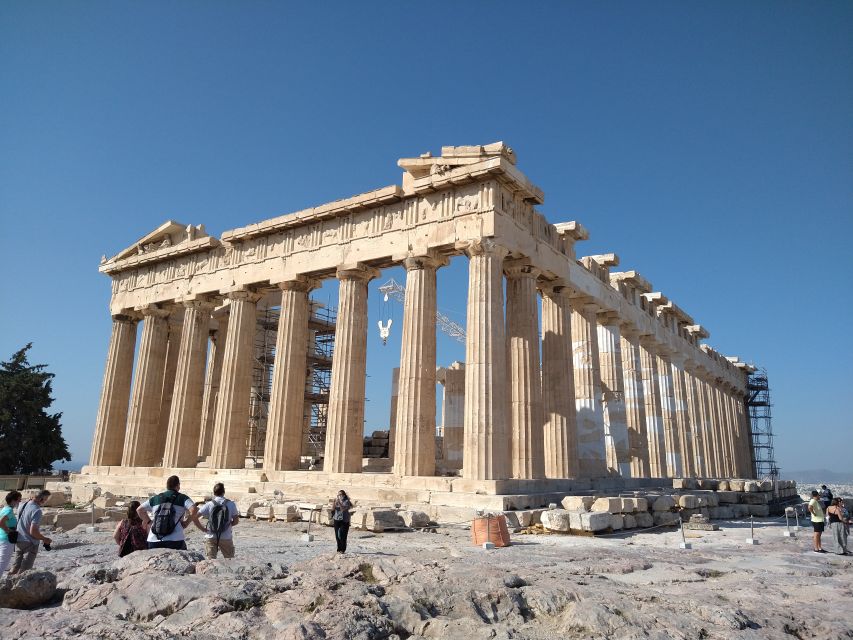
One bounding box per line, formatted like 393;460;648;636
113;501;148;557
332;490;353;553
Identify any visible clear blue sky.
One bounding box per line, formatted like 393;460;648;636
1;2;851;475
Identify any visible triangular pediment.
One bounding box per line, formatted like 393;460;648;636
110;220;192;262
100;220;219;274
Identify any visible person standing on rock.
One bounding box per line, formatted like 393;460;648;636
196;483;239;559
332;490;353;554
9;489;52;574
819;485;833;511
825;498;850;556
0;491;22;574
808;490;826;553
137;475;199;551
114;500;149;557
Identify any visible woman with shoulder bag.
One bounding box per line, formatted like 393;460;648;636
113;501;148;557
332;490;353;554
0;491;22;574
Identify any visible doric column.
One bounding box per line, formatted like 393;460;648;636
570;298;607;478
462;240;510;481
703;376;724;477
711;380;731;477
540;283;578;479
737;392;755;478
324;264;378;473
387;367;400;460
670;355;695;477
198;314;228;460
688;367;711;477
162;299;214;468
596;312;631;476
436;362;465;468
90;314;138;466
656;350;681;477
209;290;261;469
724;386;745;477
639;337;667;477
122;306;170;467
155;311;183;459
393;255;442;477
265;277;317;471
505;260;545;480
620;326;649;478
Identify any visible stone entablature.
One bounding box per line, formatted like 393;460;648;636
90;142;756;486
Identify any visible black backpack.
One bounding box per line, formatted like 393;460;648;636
209;501;231;540
151;493;179;540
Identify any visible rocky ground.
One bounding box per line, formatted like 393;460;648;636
1;515;852;639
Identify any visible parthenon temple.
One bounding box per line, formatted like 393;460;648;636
81;142;759;510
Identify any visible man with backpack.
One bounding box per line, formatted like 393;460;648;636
137;475;198;550
196;482;239;558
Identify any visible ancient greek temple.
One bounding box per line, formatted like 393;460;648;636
84;143;757;506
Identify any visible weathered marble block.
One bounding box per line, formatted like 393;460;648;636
591;497;621;513
540;509;572;532
561;496;594;512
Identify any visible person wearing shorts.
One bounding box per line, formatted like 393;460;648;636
809;490;826;553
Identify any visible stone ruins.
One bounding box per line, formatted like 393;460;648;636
80;142;760;514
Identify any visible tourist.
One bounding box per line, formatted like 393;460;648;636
825;498;850;556
137;475;199;551
9;489;53;574
808;490;826;553
332;490;353;554
819;485;833;511
113;500;148;557
196;483;239;559
0;491;22;574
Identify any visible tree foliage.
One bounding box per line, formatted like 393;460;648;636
0;343;70;474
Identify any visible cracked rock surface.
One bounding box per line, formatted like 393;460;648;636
2;517;851;639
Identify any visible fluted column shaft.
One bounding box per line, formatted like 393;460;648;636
198;316;228;460
656;352;681;477
324;265;376;473
621;328;649;478
265;279;314;471
90;315;138;466
437;363;465;467
506;262;545;480
462;240;510;480
597;315;631;477
155;313;183;460
670;356;695;477
209;291;259;469
639;338;666;477
725;388;745;477
712;382;731;477
689;370;710;477
540;285;578;479
163;300;213;468
393;256;440;477
736;395;755;478
571;299;607;478
703;377;724;477
122;307;169;466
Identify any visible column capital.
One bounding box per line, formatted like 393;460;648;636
460;238;508;260
178;294;216;312
401;252;447;272
503;258;542;280
275;275;322;293
620;323;641;339
112;312;141;324
538;278;573;299
222;288;264;303
596;310;621;326
569;295;601;315
336;263;381;282
134;304;171;319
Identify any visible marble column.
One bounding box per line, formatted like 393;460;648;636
462;240;510;481
162;299;213;468
596;313;631;477
670;355;695;477
387;367;400;460
712;381;731;477
736;394;755;478
656;351;681;477
122;306;170;467
198;314;228;460
437;362;465;468
570;298;607;478
505;261;545;480
209;291;260;469
393;255;441;477
639;337;667;477
620;327;649;478
725;387;745;478
324;265;377;474
688;368;710;477
265;278;315;471
703;376;724;477
90;314;138;466
540;284;578;479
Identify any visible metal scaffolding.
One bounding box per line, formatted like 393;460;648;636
747;368;778;479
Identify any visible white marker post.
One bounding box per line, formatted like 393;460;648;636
679;520;691;550
783;508;796;538
482;515;495;550
745;515;758;545
302;507;315;542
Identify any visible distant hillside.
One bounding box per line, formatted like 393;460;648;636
786;469;853;485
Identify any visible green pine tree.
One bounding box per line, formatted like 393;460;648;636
0;343;71;474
